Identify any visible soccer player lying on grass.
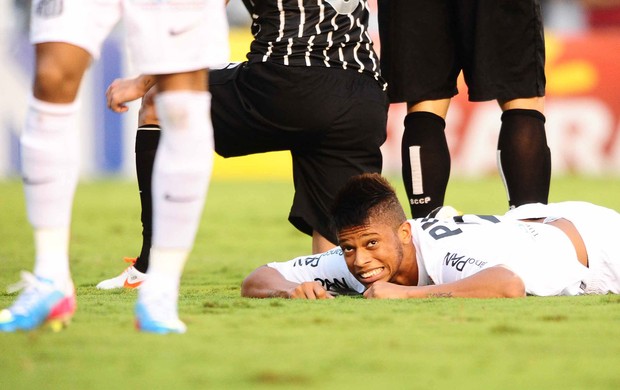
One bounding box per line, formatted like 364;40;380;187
241;173;620;299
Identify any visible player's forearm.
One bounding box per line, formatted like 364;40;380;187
136;75;157;94
364;266;525;299
410;266;526;298
240;265;299;298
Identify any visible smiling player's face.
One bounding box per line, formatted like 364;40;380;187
337;221;405;287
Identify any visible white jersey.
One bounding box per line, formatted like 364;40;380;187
30;0;229;74
268;202;620;296
411;214;588;296
268;247;365;295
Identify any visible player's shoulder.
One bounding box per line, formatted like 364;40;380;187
269;247;345;270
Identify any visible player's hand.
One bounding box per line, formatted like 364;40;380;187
106;76;153;113
363;281;410;299
289;282;335;299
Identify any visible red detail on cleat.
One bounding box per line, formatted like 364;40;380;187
47;293;76;320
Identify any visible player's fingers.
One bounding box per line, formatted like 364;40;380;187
363;286;376;299
106;87;125;112
313;284;335;300
290;284;317;299
108;95;127;113
105;79;122;107
291;282;330;299
105;89;115;110
106;78;146;112
302;283;321;299
105;78;120;96
115;104;129;113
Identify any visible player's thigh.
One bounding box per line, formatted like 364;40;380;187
378;0;459;103
212;63;367;157
289;84;387;233
316;76;388;189
325;73;388;156
289;142;384;243
464;0;546;102
209;63;291;157
122;0;229;75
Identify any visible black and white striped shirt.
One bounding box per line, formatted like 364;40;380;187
241;0;385;88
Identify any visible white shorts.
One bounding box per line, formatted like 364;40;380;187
506;201;620;294
30;0;229;74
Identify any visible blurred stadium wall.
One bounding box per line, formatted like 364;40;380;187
1;1;620;180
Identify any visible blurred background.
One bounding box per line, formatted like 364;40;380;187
1;0;619;180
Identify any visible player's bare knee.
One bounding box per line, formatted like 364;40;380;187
33;65;82;102
499;97;544;113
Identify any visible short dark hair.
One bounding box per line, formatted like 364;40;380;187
331;173;406;235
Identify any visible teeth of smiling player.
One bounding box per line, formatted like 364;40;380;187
361;268;383;279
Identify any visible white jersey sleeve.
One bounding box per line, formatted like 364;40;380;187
267;247;365;295
410;214;590;296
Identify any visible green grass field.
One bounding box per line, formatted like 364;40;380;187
1;176;620;389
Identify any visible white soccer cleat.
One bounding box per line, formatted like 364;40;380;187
96;257;147;290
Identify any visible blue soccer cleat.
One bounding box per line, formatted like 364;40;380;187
0;271;76;332
135;290;186;334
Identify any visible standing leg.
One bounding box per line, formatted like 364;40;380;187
133;126;160;272
121;0;228;333
0;43;90;332
135;70;213;334
95;125;159;289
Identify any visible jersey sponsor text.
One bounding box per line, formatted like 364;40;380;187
444;252;487;272
314;277;355;293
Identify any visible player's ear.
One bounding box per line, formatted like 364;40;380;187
398;221;412;244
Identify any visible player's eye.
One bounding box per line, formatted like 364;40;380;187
367;239;378;248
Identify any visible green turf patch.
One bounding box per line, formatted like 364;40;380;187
1;176;620;389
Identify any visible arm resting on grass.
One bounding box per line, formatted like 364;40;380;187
364;265;526;299
241;265;334;299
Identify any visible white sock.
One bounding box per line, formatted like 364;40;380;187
143;91;213;294
141;248;189;294
21;95;79;283
32;228;71;285
151;90;214;251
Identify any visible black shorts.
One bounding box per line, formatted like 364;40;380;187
210;62;388;243
377;0;546;103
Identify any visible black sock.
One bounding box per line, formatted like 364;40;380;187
133;125;160;273
497;109;551;208
401;112;451;218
